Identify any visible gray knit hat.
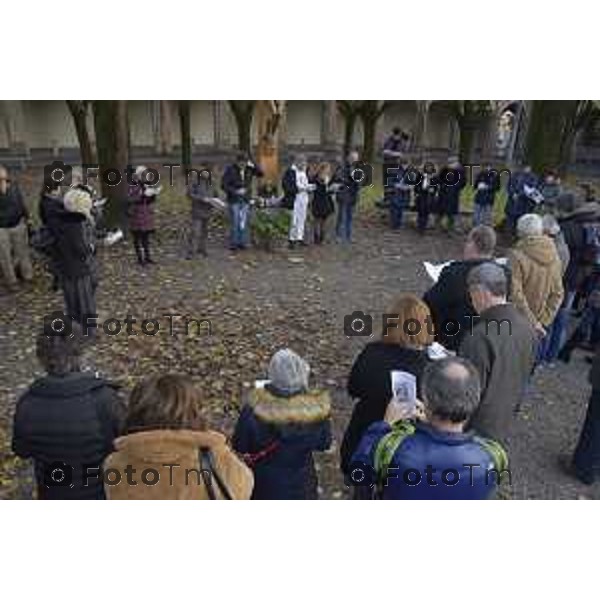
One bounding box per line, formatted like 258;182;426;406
267;348;310;396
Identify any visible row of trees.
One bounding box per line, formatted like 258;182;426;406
64;100;599;226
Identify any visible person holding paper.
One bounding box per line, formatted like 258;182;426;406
286;155;312;248
222;153;263;251
424;225;500;351
350;357;508;500
340;295;434;478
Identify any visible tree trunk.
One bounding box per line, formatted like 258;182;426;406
178;100;192;173
361;115;377;164
229;101;255;153
66;101;95;165
342;112;357;158
457;117;480;165
92;100;130;229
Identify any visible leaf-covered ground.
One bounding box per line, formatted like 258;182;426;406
0;185;598;499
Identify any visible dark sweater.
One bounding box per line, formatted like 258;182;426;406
458;303;537;442
12;372;121;499
340;341;429;473
0;185;28;228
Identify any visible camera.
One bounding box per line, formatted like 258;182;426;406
349;161;373;188
344;311;373;337
345;461;376;488
43;160;72;187
44;312;73;337
43;461;74;488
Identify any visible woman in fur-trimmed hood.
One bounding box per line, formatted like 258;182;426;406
232;349;332;499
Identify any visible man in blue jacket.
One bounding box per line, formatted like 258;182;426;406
349;356;508;500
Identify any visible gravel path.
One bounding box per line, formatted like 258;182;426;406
0;202;597;499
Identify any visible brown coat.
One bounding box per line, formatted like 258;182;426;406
104;429;253;500
508;235;564;328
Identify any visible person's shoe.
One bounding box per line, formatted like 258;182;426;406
299;240;308;247
145;257;156;265
288;240;296;249
557;347;572;363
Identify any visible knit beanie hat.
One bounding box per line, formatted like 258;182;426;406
267;348;310;396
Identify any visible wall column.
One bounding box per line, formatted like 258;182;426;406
1;101;30;156
321;100;339;151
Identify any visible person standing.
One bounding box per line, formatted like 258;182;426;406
310;162;335;244
0;165;33;292
349;357;508;500
505;164;538;233
12;325;121;499
423;225;500;352
232;349;332;499
459;263;537;442
437;156;466;233
335;150;361;243
473;164;501;227
389;159;412;230
508;213;564;360
286;155;311;248
569;346;600;485
51;188;97;326
340;295;434;477
222;153;263;251
542;215;571;363
128;165;160;265
414;161;438;234
186;168;213;258
382;127;406;206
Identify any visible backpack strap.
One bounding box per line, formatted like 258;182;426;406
199;447;233;500
373;421;416;479
473;436;509;473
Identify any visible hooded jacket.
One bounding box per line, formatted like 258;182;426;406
232;388;332;499
508;235;564;327
12;372;120;500
0;185;28;229
104;429;253;500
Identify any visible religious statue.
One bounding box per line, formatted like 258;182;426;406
256;100;285;185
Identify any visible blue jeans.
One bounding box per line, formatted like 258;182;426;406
336;201;354;242
389;192;407;229
544;308;569;362
473;203;493;227
229;202;250;248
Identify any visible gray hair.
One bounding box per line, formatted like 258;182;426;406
467;262;508;298
542;214;560;236
268;348;310;396
422;357;481;423
517;213;543;238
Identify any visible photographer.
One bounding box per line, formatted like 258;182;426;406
349;357;508;500
12;324;121;500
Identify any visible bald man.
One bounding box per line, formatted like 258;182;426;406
0;166;32;291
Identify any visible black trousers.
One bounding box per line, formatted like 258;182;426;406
573;389;600;481
132;230;152;262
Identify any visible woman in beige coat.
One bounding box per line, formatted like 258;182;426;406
104;374;253;500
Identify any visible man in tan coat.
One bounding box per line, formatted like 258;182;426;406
508;213;564;339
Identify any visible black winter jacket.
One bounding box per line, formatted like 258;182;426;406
12;372;121;499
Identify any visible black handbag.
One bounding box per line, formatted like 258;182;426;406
198;446;233;500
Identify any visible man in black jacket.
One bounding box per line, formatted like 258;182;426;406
221;153;263;250
12;325;121;499
424;225;500;351
437;157;467;232
0;165;33;291
459;263;537;442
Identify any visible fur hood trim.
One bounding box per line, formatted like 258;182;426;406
248;388;331;424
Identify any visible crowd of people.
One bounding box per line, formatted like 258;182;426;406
2;123;600;499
